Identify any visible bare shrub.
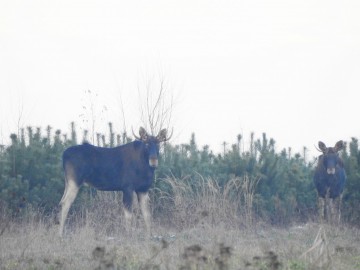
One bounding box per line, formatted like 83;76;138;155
151;174;260;230
238;174;261;228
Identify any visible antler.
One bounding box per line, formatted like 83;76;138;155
314;144;323;153
165;128;174;141
318;141;327;153
132;127;141;140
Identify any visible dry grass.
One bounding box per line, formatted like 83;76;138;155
151;174;259;230
1;220;359;269
1;176;360;269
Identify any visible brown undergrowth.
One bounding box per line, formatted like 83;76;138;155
1;176;359;269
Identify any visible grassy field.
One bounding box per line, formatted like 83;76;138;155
1;209;360;269
1;176;360;269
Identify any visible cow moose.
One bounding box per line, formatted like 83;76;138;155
58;127;170;236
313;140;346;223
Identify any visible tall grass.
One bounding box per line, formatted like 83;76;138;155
151;174;260;230
1;175;359;269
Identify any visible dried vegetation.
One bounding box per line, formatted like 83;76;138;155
1;176;360;269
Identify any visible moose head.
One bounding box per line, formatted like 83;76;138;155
133;127;172;168
317;140;344;175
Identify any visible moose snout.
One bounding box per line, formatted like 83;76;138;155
149;157;158;168
327;168;336;175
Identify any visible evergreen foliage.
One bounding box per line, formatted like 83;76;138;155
0;122;359;225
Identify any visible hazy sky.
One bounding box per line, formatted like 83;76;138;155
1;0;359;158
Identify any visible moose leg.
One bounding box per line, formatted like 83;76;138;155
337;195;342;223
122;190;133;231
55;181;69;225
324;188;331;223
331;196;342;225
318;197;325;223
329;198;335;224
59;181;69;209
137;192;151;234
58;180;79;236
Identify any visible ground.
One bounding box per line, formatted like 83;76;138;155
1;218;359;270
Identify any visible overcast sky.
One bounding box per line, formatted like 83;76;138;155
1;0;359;158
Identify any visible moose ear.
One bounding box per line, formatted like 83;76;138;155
318;141;327;153
139;127;148;141
157;129;167;142
334;140;344;152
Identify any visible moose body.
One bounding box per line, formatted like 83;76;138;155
58;127;169;236
62;142;155;192
313;141;346;223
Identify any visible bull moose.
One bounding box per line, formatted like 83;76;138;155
313;140;346;223
58;127;170;236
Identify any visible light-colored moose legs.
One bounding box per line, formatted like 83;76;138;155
336;195;342;223
318;188;332;223
318;197;325;222
58;180;79;236
122;191;151;234
137;192;151;234
329;196;342;225
318;189;342;225
122;189;133;231
123;208;132;230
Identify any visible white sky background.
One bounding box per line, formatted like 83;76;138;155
0;0;359;158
